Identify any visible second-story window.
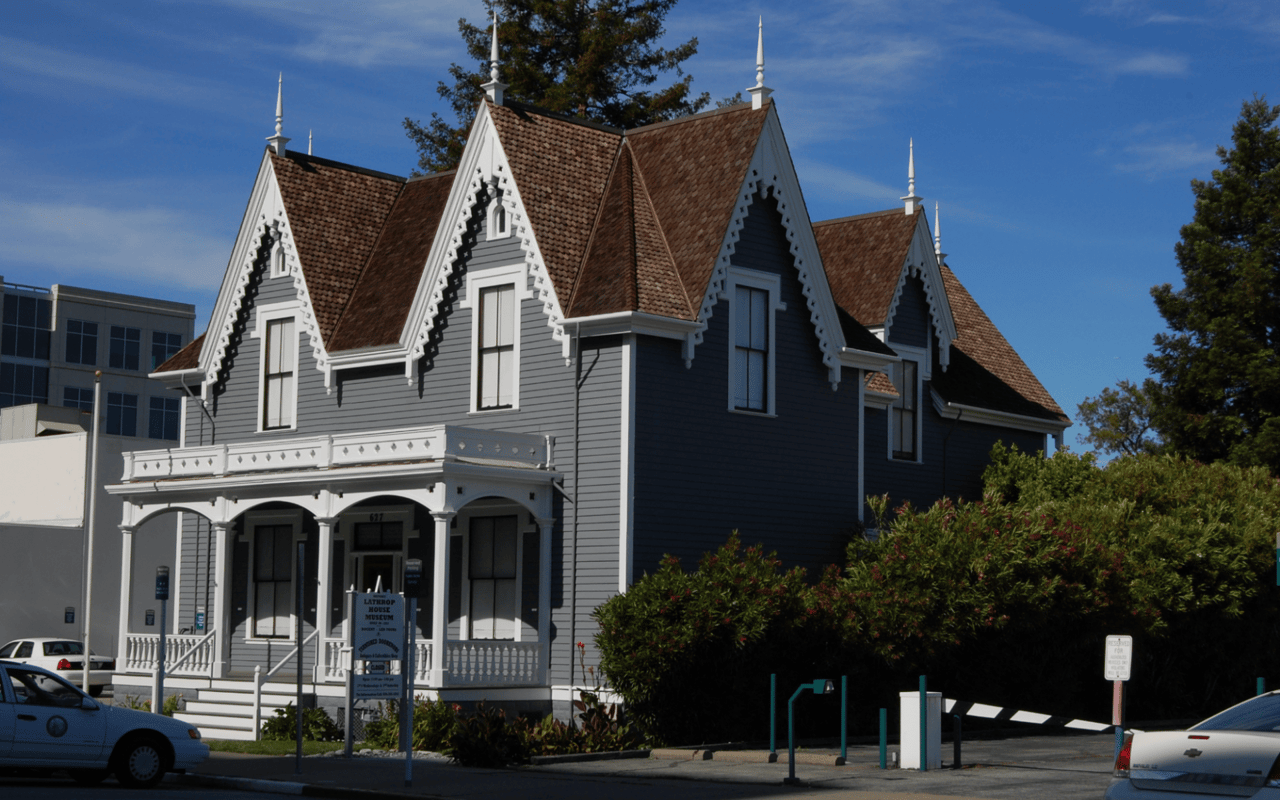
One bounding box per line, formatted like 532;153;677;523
734;285;769;411
477;285;515;410
107;391;138;436
1;294;51;360
891;359;918;460
152;331;183;370
63;387;94;412
66;320;98;365
149;396;180;441
262;318;295;430
109;326;141;371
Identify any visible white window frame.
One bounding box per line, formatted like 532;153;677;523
723;267;785;416
269;230;289;279
462;264;531;414
457;502;529;642
243;510;304;642
251;301;301;433
886;342;930;463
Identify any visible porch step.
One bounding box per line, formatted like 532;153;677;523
173;679;317;741
175;711;257;731
190;689;297;706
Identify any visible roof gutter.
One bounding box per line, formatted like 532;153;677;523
930;389;1071;435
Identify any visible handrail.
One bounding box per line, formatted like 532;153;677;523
254;629;320;739
165;629;216;672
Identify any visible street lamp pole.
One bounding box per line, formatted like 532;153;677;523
82;370;103;694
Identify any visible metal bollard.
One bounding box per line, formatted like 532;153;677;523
952;714;962;769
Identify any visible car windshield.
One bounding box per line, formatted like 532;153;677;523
1194;694;1280;732
42;641;85;656
5;667;85;708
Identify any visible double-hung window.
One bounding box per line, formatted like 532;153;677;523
66;320;98;365
724;267;784;415
262;319;295;429
109;326;141;370
465;265;529;413
253;524;294;638
891;359;918;460
469;515;518;640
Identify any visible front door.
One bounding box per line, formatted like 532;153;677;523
356;553;400;594
469;515;518;640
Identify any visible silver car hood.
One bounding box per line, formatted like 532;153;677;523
1130;730;1280;796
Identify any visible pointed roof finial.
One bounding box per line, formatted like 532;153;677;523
266;72;291;156
481;11;508;104
308;129;313;155
934;202;947;265
748;17;773;110
901;138;922;214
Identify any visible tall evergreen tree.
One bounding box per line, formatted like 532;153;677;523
404;0;710;174
1076;379;1164;457
1145;97;1280;471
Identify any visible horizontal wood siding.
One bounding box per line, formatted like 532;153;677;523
633;192;861;576
888;276;930;348
864;395;1047;516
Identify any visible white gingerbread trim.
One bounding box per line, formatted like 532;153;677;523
200;152;329;390
688;106;846;388
882;212;957;371
401;103;567;381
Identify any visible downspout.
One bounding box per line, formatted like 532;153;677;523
570;322;581;686
181;379;216;635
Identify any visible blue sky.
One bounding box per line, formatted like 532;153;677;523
2;0;1277;450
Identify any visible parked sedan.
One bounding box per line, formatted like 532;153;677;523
0;660;207;788
1106;691;1280;798
0;638;115;696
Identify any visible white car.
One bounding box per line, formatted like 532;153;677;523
0;638;115;696
0;659;208;788
1106;691;1280;798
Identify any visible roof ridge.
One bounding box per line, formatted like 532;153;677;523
628;101;755;136
274;148;407;183
813;207;914;227
625;138;694;319
566;137;630;316
494;99;626;134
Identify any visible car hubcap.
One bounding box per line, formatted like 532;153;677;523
131;745;160;779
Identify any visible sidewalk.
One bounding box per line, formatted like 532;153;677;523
177;732;1118;800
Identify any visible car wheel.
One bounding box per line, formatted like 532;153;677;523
114;735;167;789
88;684;104;697
70;768;110;785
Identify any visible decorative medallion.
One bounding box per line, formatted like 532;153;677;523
46;716;68;738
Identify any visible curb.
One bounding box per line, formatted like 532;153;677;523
529;749;651;765
176;772;448;800
651;748;713;761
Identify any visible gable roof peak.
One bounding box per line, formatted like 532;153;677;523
267;72;290;156
748;16;773;110
901;137;922;214
481;11;508;105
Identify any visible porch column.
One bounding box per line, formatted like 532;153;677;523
536;517;555;685
211;521;231;679
116;525;135;669
314;517;336;683
430;511;455;687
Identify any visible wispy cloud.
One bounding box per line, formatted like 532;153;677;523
0;198;228;293
1114;139;1218;177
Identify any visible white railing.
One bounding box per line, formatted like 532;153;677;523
253;629;320;739
125;632;216;676
445;642;543;686
119;425;552;482
322;639;540;687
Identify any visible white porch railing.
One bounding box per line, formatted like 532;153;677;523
253;629;320;739
119;425;553;482
322;639;541;687
124;632;216;676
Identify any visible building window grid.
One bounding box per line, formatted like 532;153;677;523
148;396;180;440
65;320;98;366
477;285;515;410
109;326;141;371
253;525;295;639
151;332;183;370
733;285;770;411
469;515;518;640
1;295;51;360
106;391;138;437
0;363;49;408
262;318;295;430
63;387;94;413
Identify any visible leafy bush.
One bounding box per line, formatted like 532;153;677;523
119;693;182;716
260;703;343;742
447;702;527;767
361;696;460;752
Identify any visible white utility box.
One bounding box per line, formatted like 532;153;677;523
899;691;942;769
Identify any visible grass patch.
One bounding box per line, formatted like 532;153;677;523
206;739;348;756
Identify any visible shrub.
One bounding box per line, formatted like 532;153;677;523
260;703;343;742
361;696;460;752
447;702;527;767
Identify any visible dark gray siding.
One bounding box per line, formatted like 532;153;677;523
632;192;861;576
888;276;930;348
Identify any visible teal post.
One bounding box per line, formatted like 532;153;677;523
919;675;928;772
879;708;887;769
770;673;777;755
840;675;848;761
1259;677;1267;696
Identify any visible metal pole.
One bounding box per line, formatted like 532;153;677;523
1113;679;1124;760
157;595;167;712
82;371;103;694
405;596;416;788
344;586;354;759
840;675;848;761
919;674;928;772
769;673;776;756
952;714;961;769
296;542;305;774
785;685;806;785
1259;677;1267;696
879;708;887;769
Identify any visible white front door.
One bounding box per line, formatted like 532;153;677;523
469;515;518;640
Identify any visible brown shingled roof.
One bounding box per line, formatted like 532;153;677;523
627;104;769;319
269;151;405;345
154;332;204;373
813;208;920;326
328;171;456;352
933;264;1068;423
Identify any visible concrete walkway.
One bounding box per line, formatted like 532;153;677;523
177;732;1118;800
